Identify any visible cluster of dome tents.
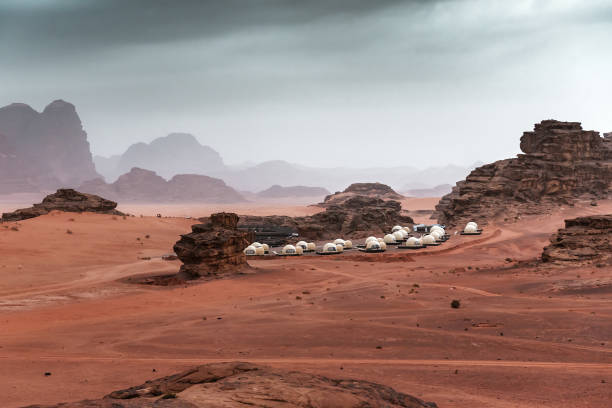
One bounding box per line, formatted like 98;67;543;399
243;221;482;257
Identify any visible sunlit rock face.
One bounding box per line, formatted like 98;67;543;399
434;120;612;227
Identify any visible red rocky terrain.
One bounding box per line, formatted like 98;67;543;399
434;120;612;227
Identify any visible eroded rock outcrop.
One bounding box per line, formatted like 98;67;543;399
240;196;413;241
1;189;122;222
79;168;246;203
320;182;404;207
542;214;612;264
434;120;612;227
173;213;254;279
0;100;99;193
24;362;437;408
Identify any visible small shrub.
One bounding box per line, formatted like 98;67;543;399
451;299;461;309
66;229;73;234
10;226;19;231
145;234;150;239
161;393;176;399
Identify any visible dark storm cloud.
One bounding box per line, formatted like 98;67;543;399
0;1;611;168
0;0;411;58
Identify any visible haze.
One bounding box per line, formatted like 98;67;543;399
1;0;611;168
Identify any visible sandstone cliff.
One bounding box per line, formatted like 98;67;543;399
542;214;612;264
433;120;612;227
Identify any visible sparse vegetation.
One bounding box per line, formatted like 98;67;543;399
451;299;461;309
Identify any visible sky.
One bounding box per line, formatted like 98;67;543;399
1;0;611;168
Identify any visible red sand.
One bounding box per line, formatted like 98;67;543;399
0;200;611;407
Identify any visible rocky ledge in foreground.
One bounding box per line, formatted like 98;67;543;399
24;362;438;408
239;195;414;242
433;120;612;227
173;213;255;279
542;214;612;264
1;188;122;222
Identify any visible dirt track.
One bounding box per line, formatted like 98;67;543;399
0;201;611;407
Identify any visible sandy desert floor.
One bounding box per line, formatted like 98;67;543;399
0;199;611;407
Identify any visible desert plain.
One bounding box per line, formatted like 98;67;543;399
0;197;610;408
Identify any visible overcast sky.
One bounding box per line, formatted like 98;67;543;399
1;0;611;168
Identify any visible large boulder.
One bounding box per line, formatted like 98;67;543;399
23;362;438;408
542;214;612;264
321;182;404;207
433;120;612;227
173;213;254;279
1;189;122;222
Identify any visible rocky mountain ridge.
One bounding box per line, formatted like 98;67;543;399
0;100;99;193
433;120;612;227
79;168;245;203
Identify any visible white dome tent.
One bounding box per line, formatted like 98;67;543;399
365;239;382;251
306;242;316;251
335;243;344;252
255;246;265;255
384;234;396;244
334;238;346;247
343;240;353;249
421;234;437;245
321;242;339;254
464;224;478;234
392;225;403;232
244;245;257;255
404;237;423;248
392;231;404;241
296;241;308;250
262;244;270;253
281;244;299;255
252;242;262;248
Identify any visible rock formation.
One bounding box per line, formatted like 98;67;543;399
321;182;404;207
542;214;612;264
1;189;122;222
239;196;413;241
173;213;254;279
256;184;330;198
79;168;246;203
23;362;437;408
434;120;612;227
0;100;99;193
94;133;226;181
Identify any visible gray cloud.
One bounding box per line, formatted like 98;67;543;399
0;0;611;169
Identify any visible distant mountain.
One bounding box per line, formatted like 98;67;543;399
256;185;330;198
0;100;99;193
402;184;453;198
79;167;245;203
94;133;225;181
94;135;480;193
214;160;480;193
